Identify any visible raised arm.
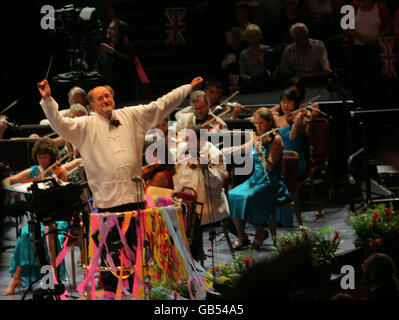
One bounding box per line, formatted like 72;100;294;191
38;80;86;147
127;77;203;133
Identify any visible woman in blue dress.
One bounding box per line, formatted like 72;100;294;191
227;107;289;249
2;138;81;295
271;88;319;227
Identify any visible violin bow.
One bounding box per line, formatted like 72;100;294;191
0;100;18;116
199;90;240;128
279;94;322;119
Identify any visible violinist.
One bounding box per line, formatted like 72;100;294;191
2;138;82;187
1;138;81;295
270;89;319;228
272;88;319;176
174;90;227;134
173;125;230;226
227;107;289;250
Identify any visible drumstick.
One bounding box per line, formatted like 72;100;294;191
45;55;54;80
0;100;18;116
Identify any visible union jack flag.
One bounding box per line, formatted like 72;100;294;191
165;8;186;45
378;36;397;79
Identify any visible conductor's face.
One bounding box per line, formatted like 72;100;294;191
90;87;115;119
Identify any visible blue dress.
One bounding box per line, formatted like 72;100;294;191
9;165;69;288
280;125;306;176
228;138;289;227
277;125;306;227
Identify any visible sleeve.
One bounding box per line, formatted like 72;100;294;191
124;84;192;134
40;97;86;148
204;147;227;189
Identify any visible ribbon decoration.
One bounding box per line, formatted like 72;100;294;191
78;198;210;300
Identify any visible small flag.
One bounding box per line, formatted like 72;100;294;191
378;36;397;79
165;8;186;45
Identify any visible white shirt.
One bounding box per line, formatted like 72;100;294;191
173;141;230;225
40;84;192;209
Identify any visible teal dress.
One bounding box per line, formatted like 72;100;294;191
277;125;305;227
9;165;69;288
228;138;289;227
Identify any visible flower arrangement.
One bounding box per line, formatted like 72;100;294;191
348;203;399;250
205;253;257;287
149;277;192;300
109;115;122;130
276;226;342;266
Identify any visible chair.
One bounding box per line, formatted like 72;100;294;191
305;117;332;217
176;186;234;266
268;150;302;246
145;186;175;198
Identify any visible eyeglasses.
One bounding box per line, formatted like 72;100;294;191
192;104;208;112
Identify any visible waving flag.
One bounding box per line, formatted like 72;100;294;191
378;36;397;79
165;8;186;45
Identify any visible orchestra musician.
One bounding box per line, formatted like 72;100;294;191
174;90;227;135
1;138;81;295
272;88;320;176
175;80;246;122
173;125;230;227
227;107;289;250
271;88;319;227
37;76;203;293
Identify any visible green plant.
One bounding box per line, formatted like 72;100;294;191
205;253;258;286
276;226;342;266
348;203;399;248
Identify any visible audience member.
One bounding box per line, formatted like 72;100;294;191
239;24;277;93
345;0;392;107
96;19;137;102
279;22;332;85
303;0;335;40
361;253;399;300
272;0;308;59
322;0;348;69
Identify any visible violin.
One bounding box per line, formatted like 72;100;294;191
22;161;68;184
50;163;67;182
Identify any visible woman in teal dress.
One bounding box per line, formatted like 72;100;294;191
2;138;81;295
272;88;319;227
228;107;289;249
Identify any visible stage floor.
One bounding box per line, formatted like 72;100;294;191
0;200;356;301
